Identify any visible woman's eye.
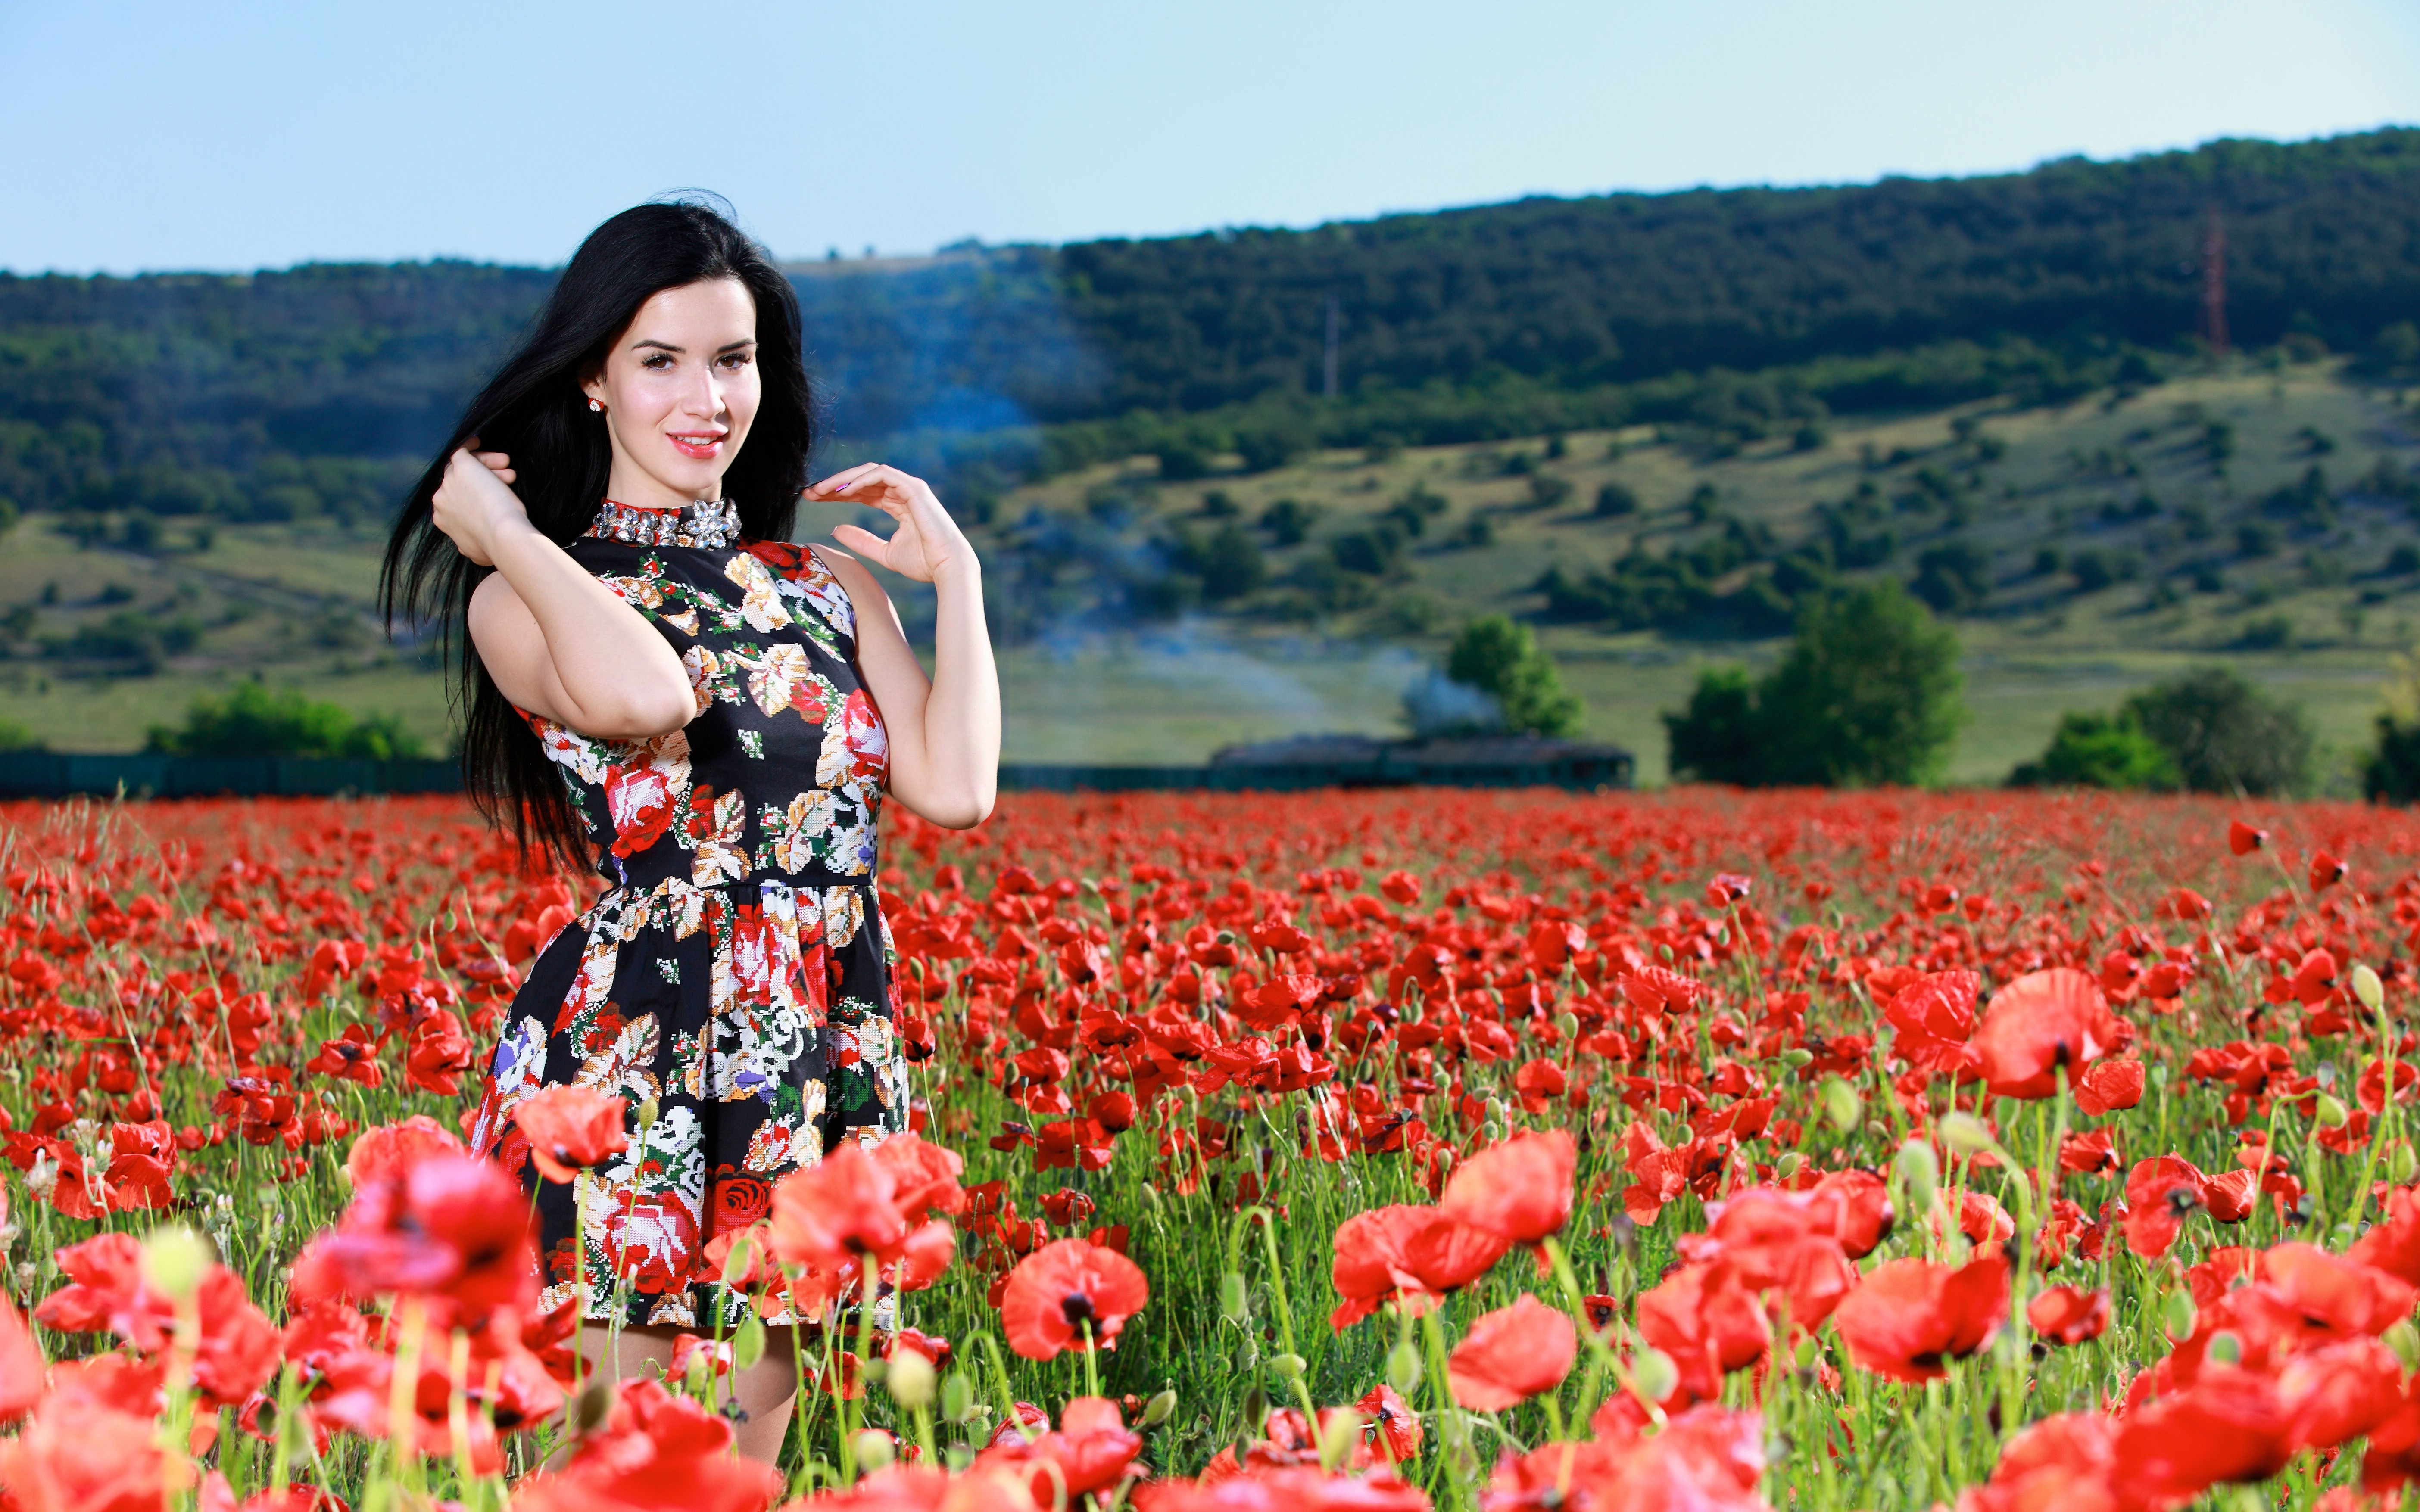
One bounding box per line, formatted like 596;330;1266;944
642;354;673;370
720;352;753;370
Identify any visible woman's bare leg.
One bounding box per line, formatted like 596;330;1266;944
576;1322;802;1466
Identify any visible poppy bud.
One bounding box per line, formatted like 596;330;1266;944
1794;1335;1821;1370
1221;1272;1251;1324
1270;1352;1306;1380
1631;1346;1678;1406
684;1347;714;1394
732;1312;766;1372
1775;1152;1803;1181
1556;1012;1581;1042
2393;1142;2418;1186
636;1096;661;1132
854;1429;895;1471
1142;1182;1163;1211
139;1223;212;1303
1141;1388;1178;1428
721;1234;758;1289
2163;1289;2197;1343
941;1372;973;1423
2316;1093;2351;1129
571;1380;613;1433
1318;1406;1364;1471
2387;1318;2420;1372
1821;1076;1861;1132
886;1347;936;1410
1937;1112;1998;1159
1894;1139;1940;1214
1236;1336;1259;1373
2355;963;2386;1013
1780;1048;1814;1070
2205;1329;2241;1365
1387;1340;1423;1393
1241;1384;1269;1432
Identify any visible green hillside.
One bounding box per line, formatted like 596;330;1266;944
7;359;2415;788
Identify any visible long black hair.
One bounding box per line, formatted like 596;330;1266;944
380;198;812;872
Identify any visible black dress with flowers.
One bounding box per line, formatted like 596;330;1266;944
468;497;909;1329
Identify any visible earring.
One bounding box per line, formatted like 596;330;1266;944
588;399;604;413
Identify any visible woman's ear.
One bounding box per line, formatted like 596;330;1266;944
579;367;607;408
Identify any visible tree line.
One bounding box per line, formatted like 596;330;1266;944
6;130;2420;524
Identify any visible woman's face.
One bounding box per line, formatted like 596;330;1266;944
581;276;760;506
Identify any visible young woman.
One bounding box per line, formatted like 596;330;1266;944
380;200;999;1464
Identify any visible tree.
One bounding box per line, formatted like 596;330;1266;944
145;682;426;760
1661;582;1966;787
1661;666;1762;784
1910;540;1991;615
2008;712;2179;790
2121;667;2312;796
1443;616;1583;738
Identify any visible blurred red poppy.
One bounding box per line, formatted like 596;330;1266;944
2026;1285;2109;1345
1446;1294;1577;1412
510;1085;628;1184
1833;1254;2007;1383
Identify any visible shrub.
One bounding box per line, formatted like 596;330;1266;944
1662;582;1966;787
1443;616;1583;738
2121;667;2311;796
145;682;427;760
1155;441;1215;482
1169;522;1267;601
0;718;38;753
1258;497;1320;546
1593;482;1640;517
2008;712;2178;790
1910;540;1991;615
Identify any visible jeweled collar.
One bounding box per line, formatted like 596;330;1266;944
586;497;742;549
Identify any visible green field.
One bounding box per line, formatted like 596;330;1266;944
6;362;2415;787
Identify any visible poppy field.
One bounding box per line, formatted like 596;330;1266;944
5;786;2420;1511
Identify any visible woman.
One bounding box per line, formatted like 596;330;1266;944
379;199;999;1464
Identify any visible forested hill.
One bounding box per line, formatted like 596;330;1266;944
6;128;2420;520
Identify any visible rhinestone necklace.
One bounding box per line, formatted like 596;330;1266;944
586;496;742;549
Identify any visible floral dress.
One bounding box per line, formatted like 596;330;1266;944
468;496;909;1328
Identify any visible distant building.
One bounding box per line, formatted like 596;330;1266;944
1208;733;1633;790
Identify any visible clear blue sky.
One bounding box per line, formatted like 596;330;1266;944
6;0;2418;274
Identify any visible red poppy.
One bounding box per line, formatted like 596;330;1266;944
345;1116;464;1186
33;1234;278;1411
1446;1294;1577;1412
1330;1205;1448;1329
0;1360;181;1512
1637;1262;1770;1402
1438;1129;1577;1247
2075;1058;2145;1115
2278;1336;2403;1451
767;1139;914;1276
1000;1237;1150;1360
508;1377;783;1512
312;1153;537;1313
1960;1413;2116;1512
1799;1170;1894;1258
2026;1284;2109;1345
2228;820;2268;855
1881;970;1982;1078
1357;1383;1423;1464
1972;968;2124;1099
2123;1155;2208;1258
510;1085;629;1184
2113;1370;2295;1509
2260;1241;2417;1335
2309;849;2347;889
0;1298;41;1425
1832;1253;2007;1383
981;1395;1145;1502
1684;1187;1859;1326
2351;1185;2420;1285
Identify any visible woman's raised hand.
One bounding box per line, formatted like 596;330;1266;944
812;464;973;583
430;443;527;566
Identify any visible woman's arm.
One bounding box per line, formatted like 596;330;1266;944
810;464;1000;829
435;447;694;740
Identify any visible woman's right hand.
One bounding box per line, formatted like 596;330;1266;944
430;443;527;566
